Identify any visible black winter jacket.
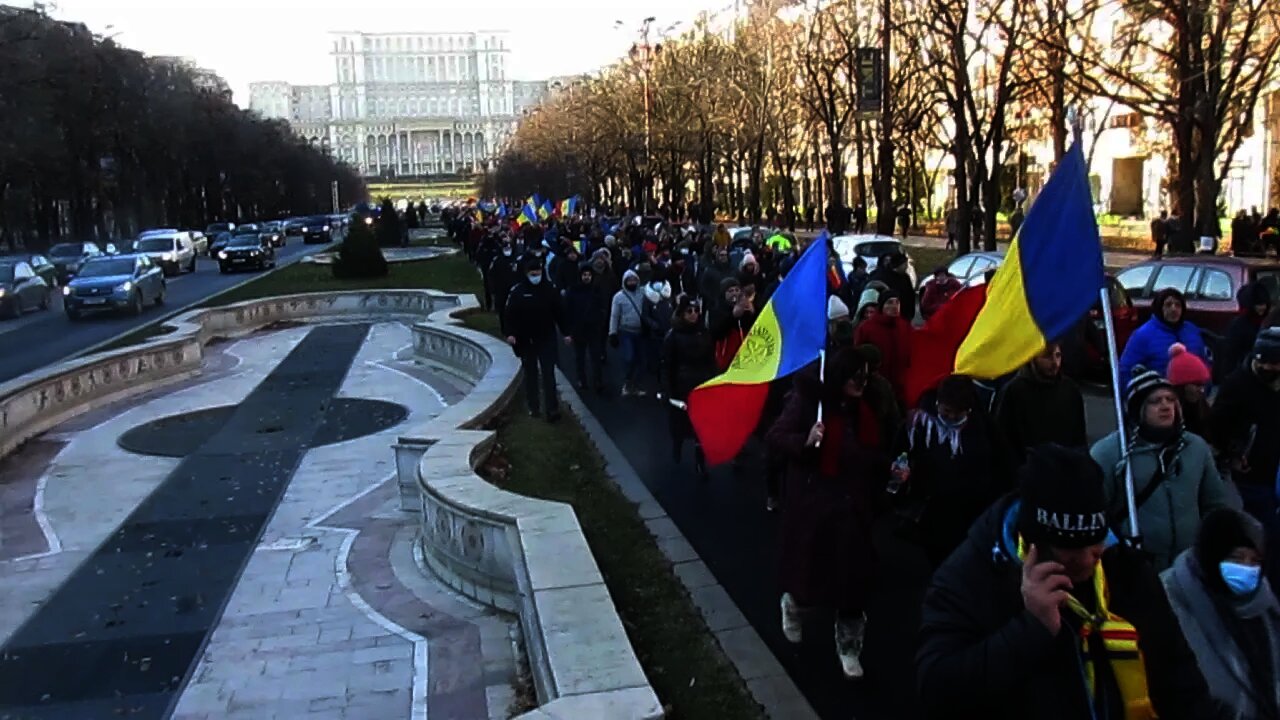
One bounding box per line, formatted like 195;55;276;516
868;266;917;320
993;366;1088;467
502;278;565;346
487;254;521;299
918;496;1228;720
563;281;607;340
662;319;716;400
1211;365;1280;489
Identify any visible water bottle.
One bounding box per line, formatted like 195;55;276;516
887;453;910;495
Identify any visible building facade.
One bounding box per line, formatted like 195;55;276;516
249;31;550;177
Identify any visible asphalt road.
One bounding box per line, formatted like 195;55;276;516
564;350;1120;720
0;238;330;385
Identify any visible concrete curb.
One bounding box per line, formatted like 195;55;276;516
555;370;820;720
399;304;663;719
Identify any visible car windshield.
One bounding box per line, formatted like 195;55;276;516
228;235;262;247
0;264;14;282
304;216;329;225
233;225;260;235
78;258;134;277
135;237;174;252
49;243;85;257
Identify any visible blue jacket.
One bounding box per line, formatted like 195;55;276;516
1119;315;1208;381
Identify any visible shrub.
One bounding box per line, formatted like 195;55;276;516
332;214;388;278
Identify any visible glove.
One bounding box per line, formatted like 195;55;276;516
609;334;619;348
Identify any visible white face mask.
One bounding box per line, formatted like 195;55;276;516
502;248;513;256
527;274;543;285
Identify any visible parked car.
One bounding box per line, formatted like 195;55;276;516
62;254;165;319
47;241;106;282
133;231;197;275
831;233;919;286
260;222;286;248
917;251;1004;297
217;233;276;272
205;222;236;236
1114;256;1280;336
298;216;334;244
0;259;53;318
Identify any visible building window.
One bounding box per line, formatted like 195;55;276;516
1108;113;1142;130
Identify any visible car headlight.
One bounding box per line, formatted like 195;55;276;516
322;225;330;231
161;252;173;261
302;227;311;233
0;288;6;298
116;281;133;293
218;251;228;260
249;250;259;256
364;217;373;225
62;286;71;296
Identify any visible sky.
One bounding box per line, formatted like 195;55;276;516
29;0;735;106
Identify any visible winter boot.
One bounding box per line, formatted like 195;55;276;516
834;613;867;679
780;593;802;644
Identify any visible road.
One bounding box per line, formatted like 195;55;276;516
564;349;1120;720
0;238;331;384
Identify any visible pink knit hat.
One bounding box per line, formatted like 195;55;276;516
1166;343;1211;386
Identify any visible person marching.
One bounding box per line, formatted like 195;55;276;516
663;295;717;480
502;256;568;422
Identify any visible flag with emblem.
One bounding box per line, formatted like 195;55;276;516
688;235;829;465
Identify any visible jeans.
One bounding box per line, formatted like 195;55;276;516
521;338;559;415
618;330;644;388
572;333;605;387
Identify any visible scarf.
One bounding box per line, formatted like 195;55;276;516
1166;551;1280;719
818;400;881;478
1016;536;1154;720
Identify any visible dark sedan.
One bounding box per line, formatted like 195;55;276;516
260;222;286;248
298;216;334;244
217;234;276;272
0;260;53;318
47;242;105;282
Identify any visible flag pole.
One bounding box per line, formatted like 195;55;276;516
815;348;826;448
1100;286;1141;543
1065;106;1140;542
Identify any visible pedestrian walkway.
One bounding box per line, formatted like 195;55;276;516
0;321;520;720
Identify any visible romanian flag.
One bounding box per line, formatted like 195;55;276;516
538;199;553;221
497;202;509;218
688;234;829;465
558;196;578;218
516;201;538;227
903;143;1104;402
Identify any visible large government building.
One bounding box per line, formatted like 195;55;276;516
249;31;550;177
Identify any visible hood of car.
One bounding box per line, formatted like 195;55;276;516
68;274;130;290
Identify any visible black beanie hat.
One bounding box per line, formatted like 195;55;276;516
1194;508;1265;594
1252;327;1280;364
1017;444;1109;549
720;276;741;294
877;290;900;311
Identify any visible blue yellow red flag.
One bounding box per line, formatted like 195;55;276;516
516;201;538;227
688;235;829;465
538;200;553;221
558;196;578;217
953;143;1104;378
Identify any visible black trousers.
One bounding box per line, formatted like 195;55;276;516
521;338;559;415
572;333;605;387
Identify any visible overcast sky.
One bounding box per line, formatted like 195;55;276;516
31;0;735;106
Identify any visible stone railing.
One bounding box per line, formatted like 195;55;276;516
400;305;663;719
0;290;463;462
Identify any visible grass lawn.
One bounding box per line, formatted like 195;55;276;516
95;323;177;353
470;350;764;720
201;251;482;308
907;246;955;276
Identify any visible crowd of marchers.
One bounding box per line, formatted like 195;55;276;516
443;203;1280;720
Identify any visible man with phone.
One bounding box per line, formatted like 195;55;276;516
917;444;1228;720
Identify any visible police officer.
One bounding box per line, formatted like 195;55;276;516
502;256;568;421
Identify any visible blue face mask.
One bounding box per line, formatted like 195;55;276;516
527;274;543;286
1219;561;1262;596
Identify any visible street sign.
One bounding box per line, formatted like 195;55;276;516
856;48;882;113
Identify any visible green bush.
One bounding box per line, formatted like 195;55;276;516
332;214;388;279
376;197;404;247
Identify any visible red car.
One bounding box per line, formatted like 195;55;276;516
1114;256;1280;335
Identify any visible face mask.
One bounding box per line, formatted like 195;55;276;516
625;282;638;291
502;248;512;256
1220;561;1262;596
527;274;543;285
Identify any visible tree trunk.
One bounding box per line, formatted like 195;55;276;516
875;0;895;236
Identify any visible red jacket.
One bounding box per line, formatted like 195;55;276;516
921;276;963;319
854;313;914;401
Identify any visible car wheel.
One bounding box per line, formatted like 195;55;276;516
130;291;143;316
155;285;165;306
